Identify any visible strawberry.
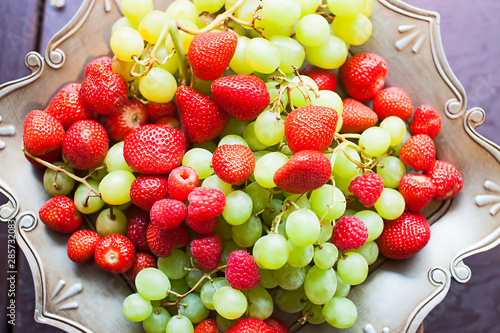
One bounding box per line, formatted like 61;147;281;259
187;187;226;221
167;223;191;248
195;319;219;333
273;150;331;194
373;87;413;120
150;199;187;230
399;134;435;171
225;250;260;290
284;105;338;153
67;229;101;263
398;174;435;212
23;110;65;157
212;144;255;185
175;86;229;144
339;53;388;102
211;75;270;122
424;160;463;200
348;173;384;207
300;65;337;91
62;120;109;170
340;98;378;133
126;252;157;282
265;318;289;333
130;175;169;211
84;56;112;77
376;210;431;259
155;116;181;130
188;31;238;80
186;215;218;234
190;233;222;271
101;100;149;142
147;101;178;122
409;104;442;138
45;83;97;130
168;166;199;201
126;205;150;252
94;234;135;273
146;222;175;257
332;215;369;251
123;124;186;174
227;318;273;333
39;196;82;233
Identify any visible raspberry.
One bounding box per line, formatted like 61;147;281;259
398;174;435;211
146;222;175;257
168;166;199;201
227;318;273;333
265;318;289;333
186;215;218;234
399;134;436;171
187;187;226;221
212;144;255;185
67;229;101;264
126;252;157;282
126;205;150;252
332;216;369;251
194;319;219;333
225;250;261;290
190;233;222;271
348;173;384;207
130;175;169;211
425;160;463;200
150;199;187;230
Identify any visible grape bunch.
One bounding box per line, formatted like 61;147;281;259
21;0;465;332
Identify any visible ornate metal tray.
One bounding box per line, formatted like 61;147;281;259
1;0;500;332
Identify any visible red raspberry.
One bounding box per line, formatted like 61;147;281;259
409;104;442;138
265;318;289;333
146;222;175;257
227;318;273;333
126;252;157;282
195;319;219;333
399;134;435;171
190;233;222;271
225;250;260;290
398;174;435;211
372;87;413;120
348;173;384;207
130;175;169;211
126;205;150;252
150;199;187;230
212;144;255;185
300;64;337;91
168;166;199;201
424;160;463;200
39;196;83;233
67;229;101;263
332;216;369;251
94;234;135;273
187;187;226;221
186;215;218;234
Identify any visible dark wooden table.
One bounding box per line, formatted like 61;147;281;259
0;1;499;332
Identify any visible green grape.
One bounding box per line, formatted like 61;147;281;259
302;302;326;324
214;216;233;242
139;67;177;103
165;19;197;52
269;36;305;73
352;241;379;265
186;270;208;293
376;156;406;188
110;27;144;62
220;241;245;267
274;286;308;313
337;252;368;285
296;14;330;47
354;210;383;242
332;146;360;178
261;0;301;26
246;182;272;214
223;190;253;225
275;263;306;290
74;180;104;214
153;43;179;75
316;220;334;244
311;90;343;116
123;292;153;322
266;81;288;111
138;10;168;44
243;122;269;151
165;315;193;333
254;152;288;188
314;243;339;269
362;0;373;16
246;285;274;320
105;141;134;173
287;240;314;268
99;170;135;205
333;272;350;297
112;55;136;81
374;188;405;220
158;249;191;280
96;208;127;237
253;19;294;39
359;126;391;157
218;135;249;148
230;36;253;75
194;0;225;13
297;0;319;17
322;296;357;329
289;75;319;107
332;170;359;196
179;293;209;324
111;17;137;35
305;35;348;69
220;118;247;138
333;13;372;46
310;185;346;221
234;0;260;22
262;198;283;226
244;38;281;74
327;0;366;16
201;175;233;196
259;269;278;289
43;162;75;196
380;116;407;146
286;209;321;247
390;130;411;156
143;307;171;333
182;148;214;179
200;277;229;310
304;266;337;305
136;268;171;301
253;233;289;270
165;0;198;22
232;216;262;248
167;278;190;302
213;286;248;320
216;314;239;333
254;109;285;146
283;194;311;219
122;0;153;24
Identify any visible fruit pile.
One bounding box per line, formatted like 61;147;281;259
21;0;464;332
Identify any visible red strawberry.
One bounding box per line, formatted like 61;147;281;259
123;124;186;174
348;173;384;207
227;318;273;333
190;233;222;271
168;166;199;201
373;87;413;120
39;196;82;233
126;205;150;252
168;223;191;248
130;175;169;211
399;134;435;171
62;120;109;170
211;75;270;122
186;215;218;234
94;234;135;273
265;318;289;333
176;86;229;144
101;100;149;142
23;110;65;157
45;83;97;130
340;98;378;133
150;199;187;230
147;101;178;122
126;252;157;282
398;174;435;211
146;222;175;257
155;116;181;130
424;160;463;200
188;31;238;80
332;215;369;251
67;229;101;263
376;210;431;259
284;105;338;153
273;150;331;194
84;56;112;77
187;187;226;221
212;144;255;185
225;250;260;290
195;319;219;333
339;53;388;102
300;65;337;91
409;104;442;138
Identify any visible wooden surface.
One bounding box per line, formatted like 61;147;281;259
0;1;499;332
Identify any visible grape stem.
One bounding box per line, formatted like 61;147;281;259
169;21;188;86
